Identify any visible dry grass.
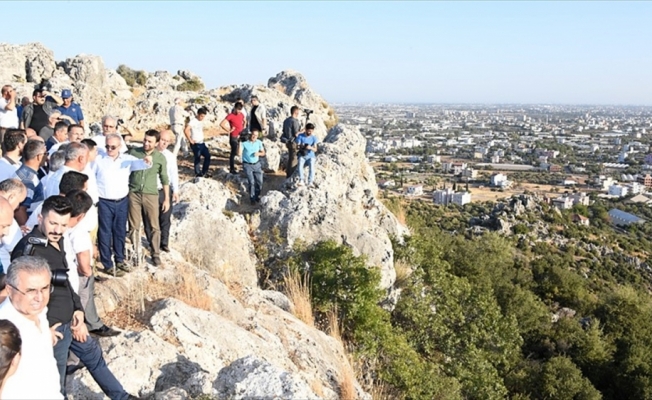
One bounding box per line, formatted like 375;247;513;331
339;364;357;400
381;197;407;226
103;264;212;331
310;378;325;398
282;269;314;327
393;260;413;289
325;306;342;343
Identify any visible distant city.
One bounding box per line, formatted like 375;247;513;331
333;103;652;216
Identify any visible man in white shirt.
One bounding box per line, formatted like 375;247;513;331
94;134;151;275
169;98;189;157
144;130;178;253
0;85;18;147
92;116;128;155
0;256;64;399
0;179;26;273
185;107;211;177
0;129;25;181
65;190;119;337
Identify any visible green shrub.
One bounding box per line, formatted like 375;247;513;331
176;78;204;92
116;64;148;87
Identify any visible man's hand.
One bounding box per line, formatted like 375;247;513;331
72;310;84;328
72;323;89;343
162;199;170;213
19;225;30;235
143;155;153;165
50;323;63;346
172;192;179;203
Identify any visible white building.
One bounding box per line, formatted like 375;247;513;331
433;188;471;206
552;196;574;210
491;173;508;187
405;185;423;197
452;191;472;206
608;184;629;197
491;155;500;164
427;155;441;164
462;168;478;179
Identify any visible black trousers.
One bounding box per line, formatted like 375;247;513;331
229;136;239;171
143;190;172;249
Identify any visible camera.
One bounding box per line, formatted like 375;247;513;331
304;108;314;119
297;144;309;157
117;119;124;126
51;269;69;287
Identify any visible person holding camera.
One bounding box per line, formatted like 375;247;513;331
10;196;131;399
20;88;63;134
239;131;265;204
220;102;245;174
184;107;211;178
295;123;319;188
281;106;302;178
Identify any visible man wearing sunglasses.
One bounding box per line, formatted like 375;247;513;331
20;88;63;134
94;134;151;276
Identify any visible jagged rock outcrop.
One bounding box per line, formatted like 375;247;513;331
0;43;336;150
170;179;258;288
255;124;408;290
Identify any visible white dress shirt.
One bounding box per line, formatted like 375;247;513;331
93;152;150;200
159;148;179;192
0;298;63;400
0;219;21;270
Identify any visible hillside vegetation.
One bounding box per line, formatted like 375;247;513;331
290;197;652;399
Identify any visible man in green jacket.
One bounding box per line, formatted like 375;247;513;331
127;129;169;267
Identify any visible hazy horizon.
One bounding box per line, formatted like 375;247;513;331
2;1;651;105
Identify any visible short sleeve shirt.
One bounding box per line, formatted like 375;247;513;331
0;98;18;128
295;134;319;159
241;140;264;164
225;112;245;137
188;118;204;143
57;103;84;124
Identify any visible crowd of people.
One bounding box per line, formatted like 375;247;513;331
0;83;320;399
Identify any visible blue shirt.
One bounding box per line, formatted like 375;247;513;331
295;133;318;159
57;102;84;124
15;165;44;214
16;105;23;121
241;140;264;164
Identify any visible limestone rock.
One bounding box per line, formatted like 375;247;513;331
66;330;179;398
260;138;282;172
171;178;258;288
257;124;408;289
214;355;321;400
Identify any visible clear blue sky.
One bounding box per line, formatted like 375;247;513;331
3;1;651;105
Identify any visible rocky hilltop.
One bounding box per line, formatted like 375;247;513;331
1;43;408;398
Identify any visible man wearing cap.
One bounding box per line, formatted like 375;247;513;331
57;89;85;127
20;88;63;134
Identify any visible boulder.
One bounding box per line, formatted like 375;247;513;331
260;138;282;172
256;124;408;289
214;355;321;400
170;178;258;287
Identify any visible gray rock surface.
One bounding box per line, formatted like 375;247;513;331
256;124;408;289
170;178;258;287
215;355;321;400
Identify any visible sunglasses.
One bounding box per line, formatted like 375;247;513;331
105;145;119;150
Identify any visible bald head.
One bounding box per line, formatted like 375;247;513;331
0;197;13;239
25;128;37;139
0;179;27;211
157;129;174;151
